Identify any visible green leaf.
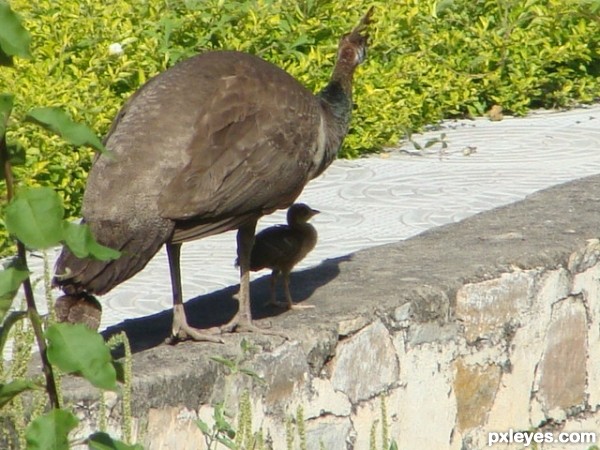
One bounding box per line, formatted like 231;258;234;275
435;0;455;17
0;93;14;136
0;2;31;65
4;187;64;249
213;404;235;435
389;439;398;450
87;432;144;450
195;419;211;435
0;379;39;408
411;141;423;150
424;138;441;148
215;435;237;449
0;264;29;322
46;323;117;391
26;107;107;154
210;356;237;370
25;409;79;450
239;368;265;383
62;221;121;261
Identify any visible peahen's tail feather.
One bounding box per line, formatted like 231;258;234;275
53;219;173;296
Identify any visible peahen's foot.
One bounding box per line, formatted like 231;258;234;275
166;304;224;344
165;325;223;345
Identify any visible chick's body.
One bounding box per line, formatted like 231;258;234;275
247;203;319;309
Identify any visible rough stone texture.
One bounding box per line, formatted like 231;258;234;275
254;341;310;409
305;416;353;450
146;407;203;450
455;271;535;343
454;359;502;432
484;270;566;432
573;263;600;410
536;296;588;415
329;320;399;403
54;175;600;450
396;341;457;450
299;378;352;420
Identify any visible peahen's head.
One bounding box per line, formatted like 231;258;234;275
337;7;374;68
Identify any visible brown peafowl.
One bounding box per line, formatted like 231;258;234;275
53;8;373;342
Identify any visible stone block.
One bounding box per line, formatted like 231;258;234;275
454;359;501;432
408;322;460;346
456;271;536;343
337;315;370;337
536;296;587;416
305;416;353;450
253;341;310;409
407;284;450;322
573;264;600;408
297;377;352;419
568;238;600;274
146;407;204;450
330;320;399;403
486;269;565;431
395;342;456;449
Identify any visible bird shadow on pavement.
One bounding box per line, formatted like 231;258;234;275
102;254;352;355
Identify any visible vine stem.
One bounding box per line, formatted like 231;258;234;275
1;133;60;409
1;135;14;201
18;242;60;408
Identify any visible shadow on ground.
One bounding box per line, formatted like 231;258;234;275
102;254;351;354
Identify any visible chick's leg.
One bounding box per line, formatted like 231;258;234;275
283;271;315;310
265;269;280;307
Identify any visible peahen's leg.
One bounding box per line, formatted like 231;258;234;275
166;242;223;344
221;222;286;338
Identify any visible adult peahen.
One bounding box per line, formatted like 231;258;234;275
53;8;373;342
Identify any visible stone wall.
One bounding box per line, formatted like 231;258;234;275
65;176;600;449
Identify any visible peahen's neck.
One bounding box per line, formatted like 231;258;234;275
318;79;353;127
311;64;356;178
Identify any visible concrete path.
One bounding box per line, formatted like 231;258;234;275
27;104;600;330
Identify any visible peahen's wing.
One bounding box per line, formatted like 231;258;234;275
158;52;324;234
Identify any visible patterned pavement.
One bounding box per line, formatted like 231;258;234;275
27;104;600;330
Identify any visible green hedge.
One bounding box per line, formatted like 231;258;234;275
1;0;599;256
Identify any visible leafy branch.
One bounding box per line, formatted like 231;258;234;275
0;3;139;448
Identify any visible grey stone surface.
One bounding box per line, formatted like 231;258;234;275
456;271;536;343
305;416;353;450
329;320;399;403
537;296;588;414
